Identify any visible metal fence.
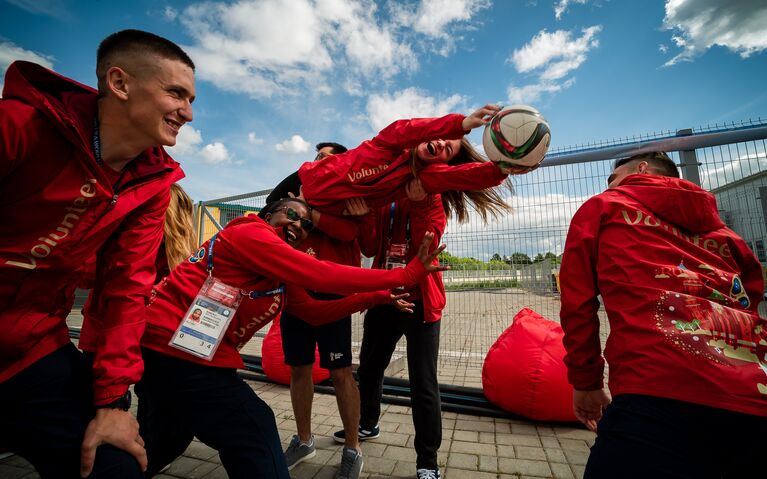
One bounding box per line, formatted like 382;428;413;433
196;119;767;387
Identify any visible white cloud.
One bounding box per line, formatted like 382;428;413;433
507;78;576;104
275;135;312;153
163;6;178;21
662;0;767;66
166;126;232;166
391;0;491;55
365;87;467;131
167;125;203;155
200;142;231;165
444;191;590;258
248;132;264;145
659;44;669;54
0;41;54;95
554;0;588;20
504;26;600;104
178;0;420;98
701;148;767;189
5;0;71;20
510;26;602;80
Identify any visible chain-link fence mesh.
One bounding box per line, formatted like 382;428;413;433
196;120;767;387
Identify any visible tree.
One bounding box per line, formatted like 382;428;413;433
508;252;532;265
491;253;502;262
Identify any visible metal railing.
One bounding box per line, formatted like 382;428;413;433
196;119;767;387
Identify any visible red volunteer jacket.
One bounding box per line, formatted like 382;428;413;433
298;114;507;214
358;195;447;323
142;215;429;368
300;212;361;267
0;61;183;404
560;174;767;416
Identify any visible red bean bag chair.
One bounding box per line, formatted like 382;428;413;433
261;315;330;385
482;308;576;421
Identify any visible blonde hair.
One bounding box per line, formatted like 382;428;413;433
164;184;197;270
410;138;512;223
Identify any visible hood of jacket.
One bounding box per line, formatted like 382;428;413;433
3;60;180;182
613;174;724;234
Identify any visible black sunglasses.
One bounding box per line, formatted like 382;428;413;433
284;206;314;232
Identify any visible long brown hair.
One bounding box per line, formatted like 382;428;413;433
164;184;197;270
410;138;512;223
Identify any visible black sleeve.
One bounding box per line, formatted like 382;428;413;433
265;171;302;204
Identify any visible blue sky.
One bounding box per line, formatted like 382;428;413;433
2;0;766;203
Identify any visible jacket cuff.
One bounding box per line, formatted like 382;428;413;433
568;371;604;391
93;384;131;406
404;257;428;284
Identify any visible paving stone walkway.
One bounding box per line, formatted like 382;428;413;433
0;379;594;479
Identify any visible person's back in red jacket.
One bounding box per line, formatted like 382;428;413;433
559;151;767;478
0;30;195;478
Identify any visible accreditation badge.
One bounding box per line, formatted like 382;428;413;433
169;276;243;360
385;243;408;290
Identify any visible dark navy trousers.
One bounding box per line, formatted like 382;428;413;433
585;394;765;479
0;343;142;478
136;348;289;478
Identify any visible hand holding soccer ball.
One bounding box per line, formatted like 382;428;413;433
462;104;502;131
482;104;551;175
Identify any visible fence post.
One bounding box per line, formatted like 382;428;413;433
676;128;701;186
196;201;205;245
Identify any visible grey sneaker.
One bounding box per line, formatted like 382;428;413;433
333;424;380;444
416;467;442;479
335;447;363;479
285;435;316;470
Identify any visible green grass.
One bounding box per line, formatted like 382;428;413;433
444;279;519;291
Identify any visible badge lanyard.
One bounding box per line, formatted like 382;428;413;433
385;203;411;293
169;233;284;360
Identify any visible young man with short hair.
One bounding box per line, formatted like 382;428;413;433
0;29;194;478
560;151;766;478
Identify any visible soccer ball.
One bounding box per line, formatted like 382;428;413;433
482;105;550;173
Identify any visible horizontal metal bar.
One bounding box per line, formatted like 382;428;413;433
200;189;273;206
543;124;767;167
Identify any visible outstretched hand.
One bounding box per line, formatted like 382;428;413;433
405;179;427;202
573;389;611;432
343;197;371;216
80;408;147;477
390;292;415;313
462;104;502;131
416;232;448;273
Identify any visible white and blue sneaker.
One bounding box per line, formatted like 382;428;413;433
333;424;380;444
416;467;442;479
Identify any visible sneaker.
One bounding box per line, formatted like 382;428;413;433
416;467;442;479
333;425;380;444
335;447;363;479
284;435;316;470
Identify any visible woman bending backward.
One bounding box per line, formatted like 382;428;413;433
298;104;521;216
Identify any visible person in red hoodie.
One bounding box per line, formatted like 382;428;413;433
137;197;446;478
333;178;510;479
297;104;521;216
559;152;767;478
267;142;372;479
0;30;194;478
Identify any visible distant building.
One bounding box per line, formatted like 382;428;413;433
712;170;767;264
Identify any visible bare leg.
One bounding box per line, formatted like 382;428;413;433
331;367;360;451
289;365;315;442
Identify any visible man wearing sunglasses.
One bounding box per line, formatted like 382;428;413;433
266;142;367;479
559;151;766;478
